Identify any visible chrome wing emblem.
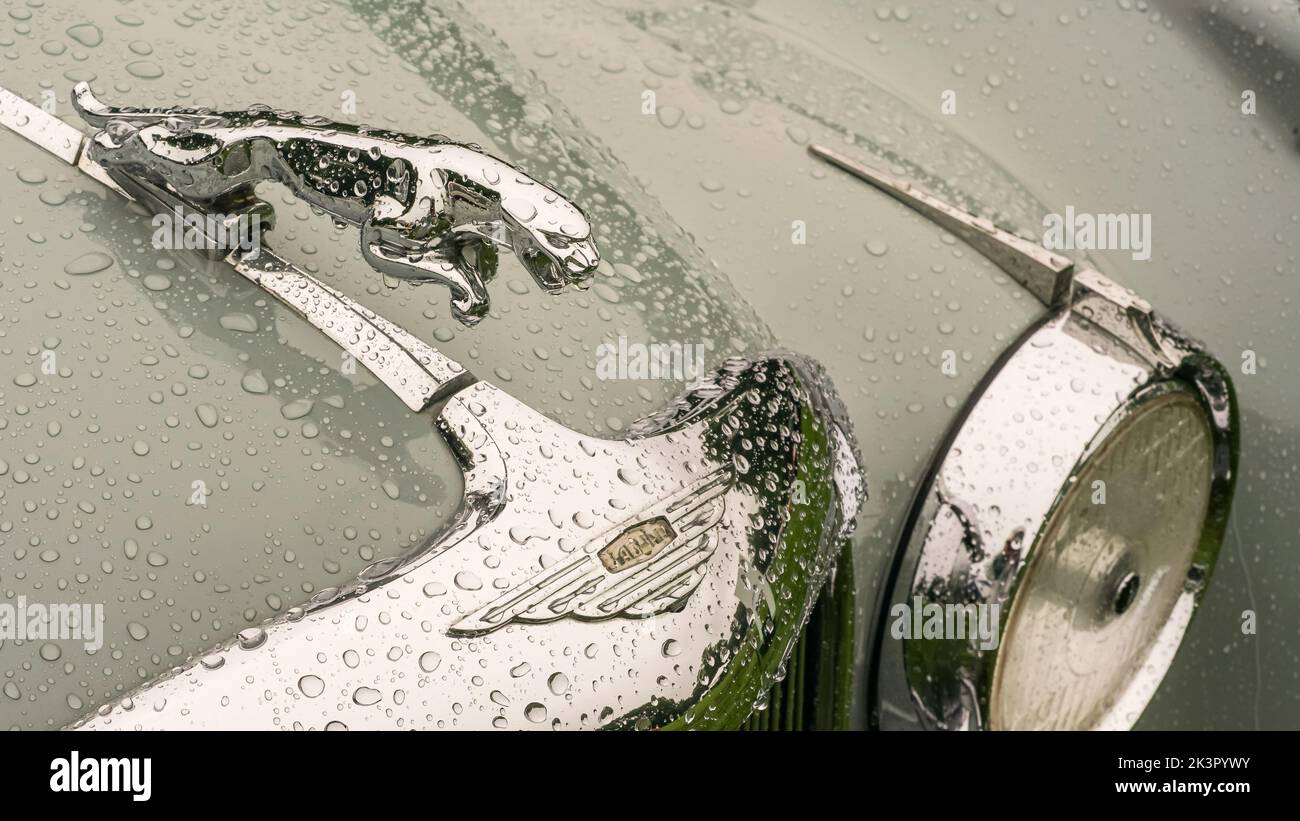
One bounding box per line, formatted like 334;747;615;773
451;469;732;635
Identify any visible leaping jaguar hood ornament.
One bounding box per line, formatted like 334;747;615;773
71;82;600;325
0;83;864;730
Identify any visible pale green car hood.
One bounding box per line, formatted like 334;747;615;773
0;0;1294;729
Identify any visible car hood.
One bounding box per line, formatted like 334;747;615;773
4;0;1293;730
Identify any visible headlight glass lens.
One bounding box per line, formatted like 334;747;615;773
990;390;1213;730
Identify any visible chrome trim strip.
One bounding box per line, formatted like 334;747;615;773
230;247;473;411
808;144;1075;307
0;85;82;163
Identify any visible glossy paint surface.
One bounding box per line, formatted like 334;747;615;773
0;0;1295;728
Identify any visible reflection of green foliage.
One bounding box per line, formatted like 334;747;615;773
658;388;833;730
904;611;988;716
167;132;220;153
601;355;860;731
747;544;856;731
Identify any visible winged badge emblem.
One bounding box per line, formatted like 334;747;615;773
449;469;732;636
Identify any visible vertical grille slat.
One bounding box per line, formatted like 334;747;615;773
741;545;856;731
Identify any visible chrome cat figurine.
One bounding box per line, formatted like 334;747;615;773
71;82;600;325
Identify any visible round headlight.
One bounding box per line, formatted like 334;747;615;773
873;271;1237;731
989;390;1213;730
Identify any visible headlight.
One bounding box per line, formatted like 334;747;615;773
873;271;1238;731
990;388;1213;730
808;146;1238;732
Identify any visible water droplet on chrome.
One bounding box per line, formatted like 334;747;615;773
298;675;325;698
352;686;382;706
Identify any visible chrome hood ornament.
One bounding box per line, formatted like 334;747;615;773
71;83;600;326
0;85;865;730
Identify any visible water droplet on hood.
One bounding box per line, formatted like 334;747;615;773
64;251;114;275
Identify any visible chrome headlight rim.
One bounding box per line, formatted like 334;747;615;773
871;270;1238;731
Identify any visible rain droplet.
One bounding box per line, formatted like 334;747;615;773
241;369;269;394
66;23;103;47
196;404;219;428
352;686;382;706
126;61;164;79
422;582;446;597
298;675;325;698
281;398;313;420
64;251;114;275
220;313;259;333
237;627;267;650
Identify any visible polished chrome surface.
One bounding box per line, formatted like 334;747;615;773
231;247;474;412
449;465;732;636
808;144;1075;308
0;85;82;164
0;86;133;196
865;167;1238;730
0;83;865;730
71;83;600;326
